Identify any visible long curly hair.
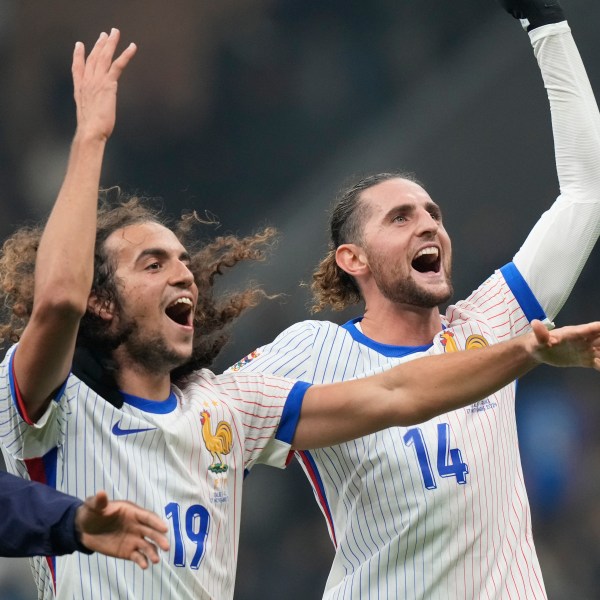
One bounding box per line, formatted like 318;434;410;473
0;190;277;378
311;171;422;312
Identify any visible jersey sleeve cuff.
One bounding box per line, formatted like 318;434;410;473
528;20;570;44
499;263;552;327
258;381;311;469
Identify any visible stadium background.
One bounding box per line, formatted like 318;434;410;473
0;0;598;598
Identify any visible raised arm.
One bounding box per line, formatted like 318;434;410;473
13;30;136;421
293;319;600;449
503;1;600;320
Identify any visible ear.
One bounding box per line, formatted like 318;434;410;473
335;243;370;278
87;293;115;322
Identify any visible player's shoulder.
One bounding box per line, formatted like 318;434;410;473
258;318;342;352
445;269;508;314
194;368;295;402
182;366;286;387
273;319;332;337
179;367;219;389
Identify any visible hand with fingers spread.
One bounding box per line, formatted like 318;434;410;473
72;28;137;143
530;319;600;370
76;490;170;570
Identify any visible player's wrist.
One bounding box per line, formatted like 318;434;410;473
517;332;545;367
498;0;566;32
526;2;565;31
73;504;95;555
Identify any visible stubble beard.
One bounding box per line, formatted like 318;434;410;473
112;316;191;375
369;254;454;309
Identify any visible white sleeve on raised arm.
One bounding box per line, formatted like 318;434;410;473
513;21;600;322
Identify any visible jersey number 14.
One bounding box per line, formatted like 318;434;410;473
403;423;469;489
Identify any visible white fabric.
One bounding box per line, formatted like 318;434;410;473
513;22;600;321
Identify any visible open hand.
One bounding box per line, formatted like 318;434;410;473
531;319;600;369
72;28;137;142
76;490;170;569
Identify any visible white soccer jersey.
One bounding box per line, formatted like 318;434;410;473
232;266;546;599
0;350;309;600
228;23;600;600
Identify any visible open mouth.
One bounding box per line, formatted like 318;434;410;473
411;247;441;274
165;297;194;327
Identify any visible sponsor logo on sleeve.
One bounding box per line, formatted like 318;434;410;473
229;350;260;372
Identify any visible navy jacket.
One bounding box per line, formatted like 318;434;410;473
1;470;90;557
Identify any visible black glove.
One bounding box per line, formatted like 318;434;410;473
498;0;565;31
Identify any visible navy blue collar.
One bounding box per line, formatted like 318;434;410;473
341;317;435;358
120;390;178;414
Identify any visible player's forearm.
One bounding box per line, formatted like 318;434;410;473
513;24;600;320
34;133;105;311
533;23;600;199
14;134;106;422
294;335;538;449
377;335;538;426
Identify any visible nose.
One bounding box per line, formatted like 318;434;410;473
415;208;439;236
170;260;195;288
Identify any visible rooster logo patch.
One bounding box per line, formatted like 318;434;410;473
200;411;233;473
440;331;489;352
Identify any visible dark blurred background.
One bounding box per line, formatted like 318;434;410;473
0;0;599;598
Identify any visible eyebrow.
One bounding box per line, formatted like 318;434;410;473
383;201;442;221
134;248;191;265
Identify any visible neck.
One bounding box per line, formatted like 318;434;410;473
113;351;173;400
359;297;443;346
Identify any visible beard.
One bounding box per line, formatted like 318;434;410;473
110;315;190;375
368;252;453;309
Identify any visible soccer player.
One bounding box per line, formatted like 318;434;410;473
0;22;598;600
228;1;600;598
0;471;169;565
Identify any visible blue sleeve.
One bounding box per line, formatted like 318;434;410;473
0;471;91;557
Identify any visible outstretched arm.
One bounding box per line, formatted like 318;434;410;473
13;30;136;422
501;1;600;321
293;320;600;449
0;472;168;565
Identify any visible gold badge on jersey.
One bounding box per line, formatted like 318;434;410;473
200;410;233;474
440;331;489;352
440;332;497;414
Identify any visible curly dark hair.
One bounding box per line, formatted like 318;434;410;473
311;171;422;312
0;190;277;379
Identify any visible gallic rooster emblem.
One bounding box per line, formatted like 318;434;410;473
440;331;489;352
200;410;233;473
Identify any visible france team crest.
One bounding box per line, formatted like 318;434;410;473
200;410;233;473
440;331;489;352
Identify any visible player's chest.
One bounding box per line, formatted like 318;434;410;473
71;397;243;480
